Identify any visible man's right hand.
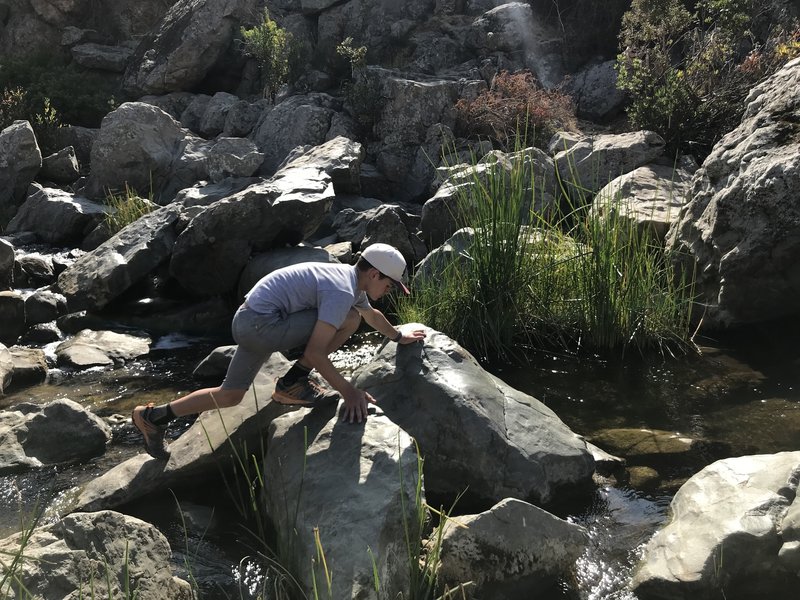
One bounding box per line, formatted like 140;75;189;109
342;386;376;423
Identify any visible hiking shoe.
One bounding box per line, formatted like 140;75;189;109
131;403;170;461
272;376;339;406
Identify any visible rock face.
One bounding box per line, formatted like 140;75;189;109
632;452;800;600
0;399;112;474
0;510;191;599
122;0;257;96
439;498;588;598
351;326;595;505
666;57;800;328
264;402;420;600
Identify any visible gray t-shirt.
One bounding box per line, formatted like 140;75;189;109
245;262;371;328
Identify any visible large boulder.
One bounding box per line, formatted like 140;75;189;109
57;203;184;311
251;93;340;175
591;163;694;243
666;57;800;328
168;161;335;296
0;399;112;474
84;102;187;201
0;291;25;346
122;0;257;96
5;185;108;245
0;511;191;599
0;121;42;226
439;498;588;598
263;402;420;600
237;245;338;299
632;452;800;600
351;326;595;505
554;130;666;199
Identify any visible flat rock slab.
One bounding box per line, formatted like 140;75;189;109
55;329;151;368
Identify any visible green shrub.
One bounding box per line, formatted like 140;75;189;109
394;140;696;362
0;86;62;155
336;37;384;138
454;70;577;151
240;9;293;101
0;54;117;131
616;0;800;158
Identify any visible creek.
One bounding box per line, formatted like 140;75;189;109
1;319;798;599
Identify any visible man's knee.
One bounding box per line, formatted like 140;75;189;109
215;388;247;408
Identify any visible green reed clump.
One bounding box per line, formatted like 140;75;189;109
103;185;155;235
395;141;696;361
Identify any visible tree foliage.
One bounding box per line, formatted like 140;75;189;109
240;9;293;101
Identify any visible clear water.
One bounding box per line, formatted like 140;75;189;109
1;320;798;599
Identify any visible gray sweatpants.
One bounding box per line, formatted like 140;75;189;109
220;305;317;390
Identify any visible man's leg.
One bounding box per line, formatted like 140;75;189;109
294;307;361;371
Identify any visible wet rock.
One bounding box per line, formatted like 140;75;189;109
264;401;419;599
14;252;55;287
0;291;25;346
55;329;151;368
20;322;62;345
633;452;800;600
439;498;588;598
0;399;112;473
588;428;729;469
352;325;596;505
0;511;192;599
627;466;661;491
24;290;67;326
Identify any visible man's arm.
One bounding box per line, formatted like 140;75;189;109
357;306;427;344
303;320;374;423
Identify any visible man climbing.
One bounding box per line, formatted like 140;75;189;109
131;243;426;460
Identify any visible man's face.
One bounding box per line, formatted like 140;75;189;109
366;269;394;300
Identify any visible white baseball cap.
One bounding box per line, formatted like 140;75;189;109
361;243;410;294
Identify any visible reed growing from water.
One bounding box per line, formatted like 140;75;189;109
395;142;696;362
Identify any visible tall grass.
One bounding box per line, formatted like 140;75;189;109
395;141;697;362
103;184;155;235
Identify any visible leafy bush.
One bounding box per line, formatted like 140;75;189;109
0;86;62;155
454;70;577;151
0;54;117;130
616;0;800;158
240;9;293;101
336;37;384;138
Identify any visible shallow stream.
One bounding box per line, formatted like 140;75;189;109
1;319;798;599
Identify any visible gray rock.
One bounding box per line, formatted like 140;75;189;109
0;121;42;226
361;204;428;268
666;57;800;328
222;98;268;137
140;91;197;120
24;289;67;325
0;511;192;599
0;238;13;289
71;42;134;72
198;91;240;138
123;0;257;96
351;325;595;505
40;146;80;184
251;94;339;175
168;162;334;296
53;125;97;169
633;452;800;600
179;93;213;132
0;343;12;395
192;345;236;380
415;227;475;285
206;137;264;182
591;163;694;243
57;204;183;311
567;60;626;121
264;402;420;599
554;130;666;200
84;102;187;201
6;346;47;388
55;329;151;368
439;498;588;598
277;136;365;194
0;399;111;473
5;185;108;245
0;291;25;346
